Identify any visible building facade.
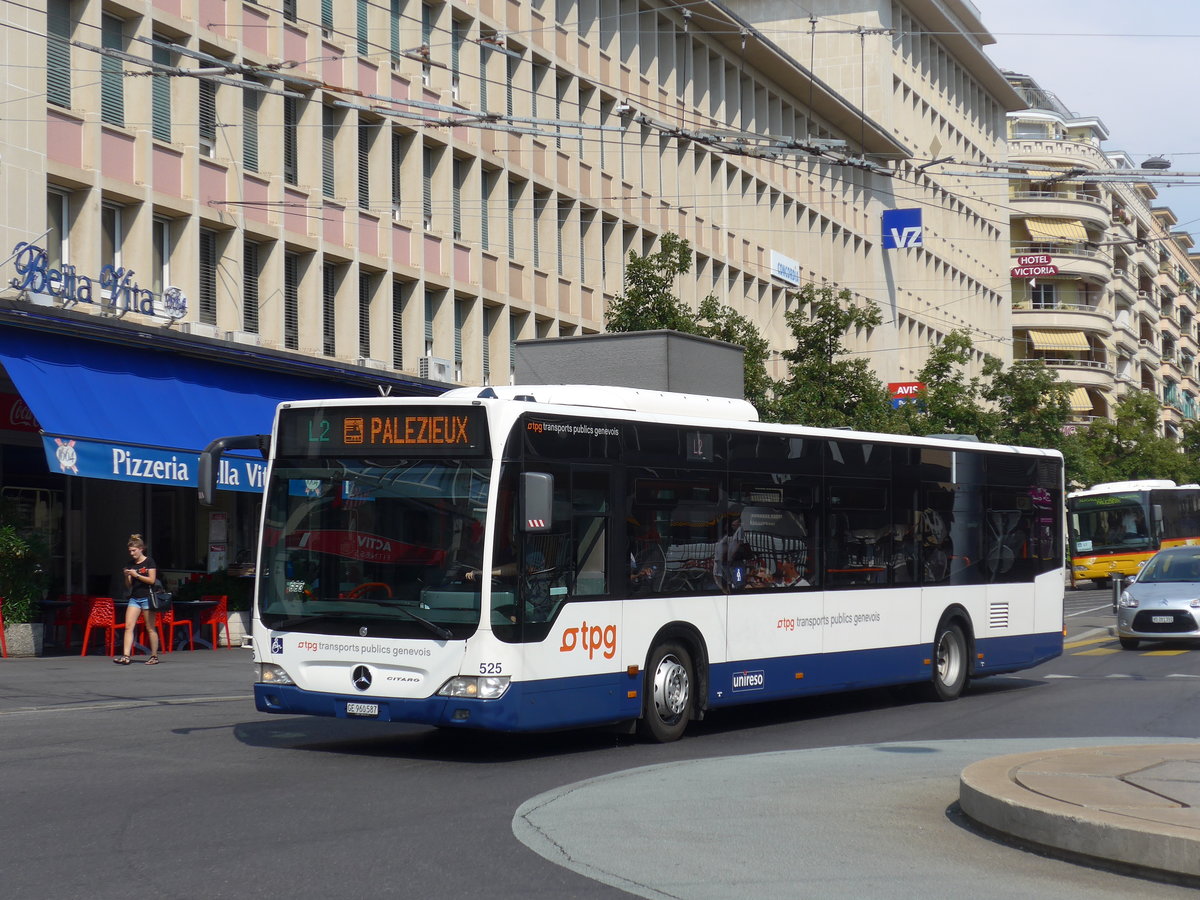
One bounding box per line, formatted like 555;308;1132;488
0;0;1022;600
1005;73;1200;437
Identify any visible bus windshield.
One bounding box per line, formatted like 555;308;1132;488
1069;494;1152;554
257;457;491;640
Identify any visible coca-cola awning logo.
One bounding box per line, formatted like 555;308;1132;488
0;394;38;433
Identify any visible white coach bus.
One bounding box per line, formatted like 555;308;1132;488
199;384;1064;741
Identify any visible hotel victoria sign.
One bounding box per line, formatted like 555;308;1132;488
8;242;188;321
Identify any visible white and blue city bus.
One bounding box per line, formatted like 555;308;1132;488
199;385;1065;742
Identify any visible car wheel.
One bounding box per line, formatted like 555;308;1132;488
1118;636;1139;650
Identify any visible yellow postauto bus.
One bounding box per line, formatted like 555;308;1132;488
1068;480;1200;588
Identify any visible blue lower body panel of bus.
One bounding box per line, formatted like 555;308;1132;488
254;630;1062;731
254;671;643;733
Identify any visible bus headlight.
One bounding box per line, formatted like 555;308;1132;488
437;675;511;699
256;663;295;685
1118;592;1138;609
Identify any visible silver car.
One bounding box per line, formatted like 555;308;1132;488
1116;546;1200;650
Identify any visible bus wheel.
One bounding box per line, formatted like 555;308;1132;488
638;642;693;743
924;621;968;702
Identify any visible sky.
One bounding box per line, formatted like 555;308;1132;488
973;1;1200;236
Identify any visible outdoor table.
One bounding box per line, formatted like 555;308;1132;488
171;600;218;649
39;599;72;648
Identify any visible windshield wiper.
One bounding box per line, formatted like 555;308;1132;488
331;596;454;640
272;598;454;640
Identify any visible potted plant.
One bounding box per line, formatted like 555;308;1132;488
0;522;49;657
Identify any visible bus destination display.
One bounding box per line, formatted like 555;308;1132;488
280;406;487;456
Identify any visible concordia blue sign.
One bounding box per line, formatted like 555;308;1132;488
882;208;923;249
43;436;265;493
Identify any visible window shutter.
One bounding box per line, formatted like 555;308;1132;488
284;253;299;350
357;123;370;209
243;241;260;333
322;265;337;356
152;43;171;141
357;0;369;55
100;16;125;127
46;1;71;108
283;97;298;185
198;80;217;150
243;87;259;172
198;230;217;325
392;281;404;370
322;106;336;198
359;273;372;358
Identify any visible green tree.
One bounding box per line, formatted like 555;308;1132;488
604;233;772;415
771;284;892;429
604;232;696;333
984;358;1074;449
894;330;998;439
1067;392;1190;486
695;295;772;413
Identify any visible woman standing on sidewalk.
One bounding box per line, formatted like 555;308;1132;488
114;534;160;665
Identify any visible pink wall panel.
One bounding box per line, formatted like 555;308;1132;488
46;112;82;168
153;146;183;197
242;176;269;224
101;129;136;184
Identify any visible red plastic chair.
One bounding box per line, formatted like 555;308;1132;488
80;598;126;657
157;606;194;652
0;597;8;658
200;595;232;649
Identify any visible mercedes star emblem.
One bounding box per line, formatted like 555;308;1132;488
351;665;372;691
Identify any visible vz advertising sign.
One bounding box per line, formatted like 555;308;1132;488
882;208;923;249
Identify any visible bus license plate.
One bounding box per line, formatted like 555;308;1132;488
1152;616;1174;624
346;702;379;717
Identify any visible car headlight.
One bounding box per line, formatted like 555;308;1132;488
437;675;511;699
1118;592;1138;609
1191;599;1200;609
256;663;295;685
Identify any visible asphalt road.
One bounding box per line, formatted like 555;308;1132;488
3;593;1198;899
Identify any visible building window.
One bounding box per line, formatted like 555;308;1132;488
284;252;300;350
46;191;68;270
421;4;433;84
356;0;370;56
322;264;337;356
243;240;260;333
47;0;71;108
392;280;406;370
424;291;435;356
359;272;373;358
243;86;259;172
451;19;464;99
152;40;172;142
321;0;334;38
198;80;217;157
283;0;297;23
480;169;492;251
283;97;299;185
454;298;464;380
198;229;217;325
100;204;122;272
482;306;492;384
322;106;337;198
507;181;518;259
390;0;402;67
152;219;171;297
391;130;403;219
100;15;125;127
358;121;371;209
1031;282;1056;310
452;158;465;240
422;147;434;229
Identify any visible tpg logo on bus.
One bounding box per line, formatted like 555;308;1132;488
559;620;617;660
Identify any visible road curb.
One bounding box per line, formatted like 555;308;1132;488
959;746;1200;886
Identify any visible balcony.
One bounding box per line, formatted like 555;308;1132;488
1008;138;1111;171
1010;190;1110;230
1011;241;1111;281
1011;299;1113;337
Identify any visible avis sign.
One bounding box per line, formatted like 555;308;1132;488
888;381;925;409
882;208;923;249
1011;254;1059;278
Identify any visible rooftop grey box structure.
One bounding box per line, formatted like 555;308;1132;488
514;331;745;398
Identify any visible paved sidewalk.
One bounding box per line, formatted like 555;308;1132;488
960;745;1200;886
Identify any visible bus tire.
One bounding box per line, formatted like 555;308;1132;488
924;620;968;702
638;641;693;743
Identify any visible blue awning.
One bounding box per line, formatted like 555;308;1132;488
0;329;383;490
